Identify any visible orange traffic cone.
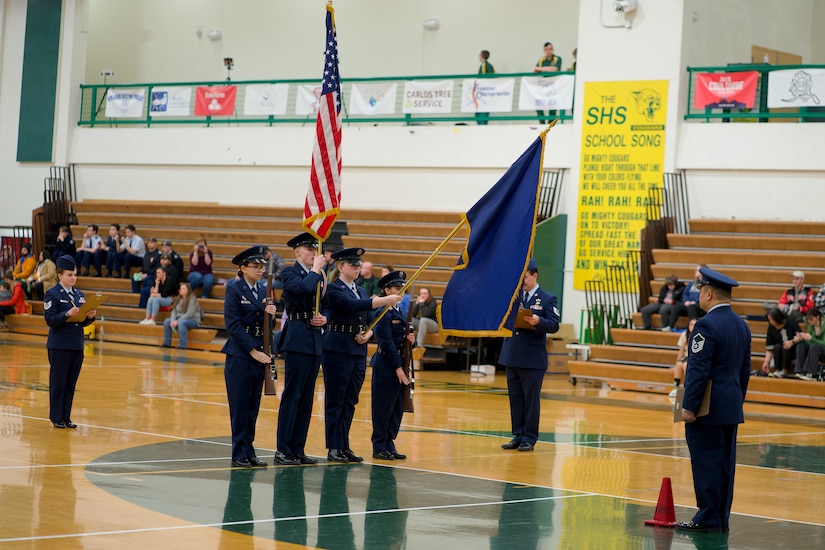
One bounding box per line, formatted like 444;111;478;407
644;477;677;527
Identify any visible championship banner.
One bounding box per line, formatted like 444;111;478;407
149;87;191;117
573;80;669;289
518;75;575;111
767;69;825;108
460;78;514;113
105;88;146;118
349;82;397;115
693;72;758;109
194;85;237;116
295;84;322;115
243;84;289;115
402;80;454;114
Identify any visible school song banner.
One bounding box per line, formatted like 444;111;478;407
105;88;146;118
403;80;454;114
693;72;758;109
518;75;575;111
460;78;514;113
349;82;397;115
243;84;289;115
149;87;192;116
194;85;237;116
573;80;669;289
767;69;825;108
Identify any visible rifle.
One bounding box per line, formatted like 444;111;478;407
401;293;415;413
263;255;278;396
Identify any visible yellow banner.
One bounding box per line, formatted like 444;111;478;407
573;80;668;290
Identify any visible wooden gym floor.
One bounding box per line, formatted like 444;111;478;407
1;332;825;549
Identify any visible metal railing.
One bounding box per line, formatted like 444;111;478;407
537;169;565;221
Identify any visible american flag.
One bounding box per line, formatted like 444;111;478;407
303;5;342;241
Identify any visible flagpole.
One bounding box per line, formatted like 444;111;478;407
315;240;323;315
364;217;468;334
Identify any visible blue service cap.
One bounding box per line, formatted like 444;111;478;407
527;258;538;271
287;232;318;249
696;267;739;292
232;246;267;266
331;247;366;265
378;270;406;289
56;255;76;271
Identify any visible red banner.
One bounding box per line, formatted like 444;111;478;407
194;85;237;116
693;72;759;109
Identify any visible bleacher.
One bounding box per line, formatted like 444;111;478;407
569;219;825;408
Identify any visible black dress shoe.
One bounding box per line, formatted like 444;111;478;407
80;271;89;277
391;451;407;460
52;421;66;429
249;457;268;468
231;458;253;468
343;449;363;462
327;449;349;463
295;454;319;465
676;521;712;532
373;451;395;460
273;451;300;465
63;420;78;429
501;439;521;450
517;442;534;452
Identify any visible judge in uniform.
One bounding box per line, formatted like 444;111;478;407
322;247;403;463
274;232;328;466
369;270;415;460
679;267;751;532
498;258;560;452
222;246;277;468
44;255;97;428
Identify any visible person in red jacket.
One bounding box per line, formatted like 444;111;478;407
0;270;27;330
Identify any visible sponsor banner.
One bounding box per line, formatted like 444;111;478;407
767;69;825;108
574;80;669;289
693;71;758;109
194;85;237;116
105;88;146;118
460;78;514;113
402;80;454;114
243;84;289;115
349;82;397;115
295;84;323;115
149;87;192;117
518;75;575;111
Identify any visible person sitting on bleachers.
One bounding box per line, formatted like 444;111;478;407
160;241;185;281
763;308;800;378
100;223;122;277
139;265;178;325
672;264;707;324
187;237;215;299
131;237;161;294
53;226;76;259
161;282;202;349
29;250;57;301
76;224;103;276
814;281;825;317
794;308;825;381
138;254;179;309
640;275;685;331
669;317;697;397
0;269;27;331
766;270;814;326
0;244;14;271
12;243;35;285
411;287;439;346
356;261;380;297
114;224;146;279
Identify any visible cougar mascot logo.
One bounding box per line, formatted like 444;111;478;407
631;88;662;122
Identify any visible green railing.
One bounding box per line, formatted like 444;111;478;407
78;71;575;128
685;64;825;122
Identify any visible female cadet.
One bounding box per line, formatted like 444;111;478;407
222;246;277;468
370;270;415;460
322;247;403;463
44;256;97;428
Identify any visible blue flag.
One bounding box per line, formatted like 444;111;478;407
439;132;547;337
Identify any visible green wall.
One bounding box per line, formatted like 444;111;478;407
534;214;567;311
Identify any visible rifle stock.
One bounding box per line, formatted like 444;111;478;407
263;256;277;396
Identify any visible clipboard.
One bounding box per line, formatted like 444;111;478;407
67;293;106;323
673;381;711;423
514;308;536;330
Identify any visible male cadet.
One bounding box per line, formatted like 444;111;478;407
678;267;751;532
161;241;185;281
498;258;560;452
274;232;328;465
75;224;103;276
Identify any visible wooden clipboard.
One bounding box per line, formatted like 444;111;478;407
67;293;106;323
514;308;536;330
673;381;711;423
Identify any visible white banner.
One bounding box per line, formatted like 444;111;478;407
518;75;575;111
243;84;289;116
349;82;397;115
767;69;825;108
460;78;514;113
105;88;146;118
402;80;454;114
295;84;323;115
149;87;192;117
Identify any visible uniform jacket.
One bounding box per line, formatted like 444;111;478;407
44;284;95;350
0;281;27;314
221;278;269;358
323;279;375;357
280;262;324;356
685;303;751;425
370;306;413;371
498;286;560;370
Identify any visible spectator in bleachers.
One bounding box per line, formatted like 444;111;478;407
640;275;685;331
765;270;814;326
76;224;103;276
813;281;825;317
53;226;76;259
763;308;800;378
0;269;27;330
0;279;10;302
794;308;825;380
162;282;202;350
29;250;57;301
673;264;708;323
139;265;178;325
0;244;14;271
114;224;146;278
533;42;562;124
161;241;185;280
101;223;122;277
132;237;161;294
356;261;380;297
139;254;179;309
411;287;439;346
476;50;494;125
322;246;338;278
669;318;697;398
188;237;215;299
12;243;35;284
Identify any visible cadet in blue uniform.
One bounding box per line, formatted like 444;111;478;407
678;267;751;532
44;255;97;428
322;247;403;463
222;246;277;468
370;270;415;460
498;258;560;451
274;232;328;466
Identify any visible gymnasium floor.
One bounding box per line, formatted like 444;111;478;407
1;332;824;549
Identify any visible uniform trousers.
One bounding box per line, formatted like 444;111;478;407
371;366;405;453
685;422;738;529
323;353;365;450
224;354;265;461
277;350;321;456
505;366;546;445
48;348;84;423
